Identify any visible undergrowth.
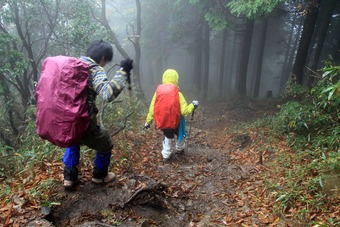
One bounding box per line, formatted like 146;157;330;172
0;90;144;207
254;63;340;226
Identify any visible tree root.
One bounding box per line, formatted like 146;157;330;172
122;182;168;210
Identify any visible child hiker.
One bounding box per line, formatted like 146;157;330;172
63;40;133;190
144;69;198;161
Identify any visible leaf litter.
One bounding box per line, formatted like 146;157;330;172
1;98;339;226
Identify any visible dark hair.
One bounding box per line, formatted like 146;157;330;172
85;40;113;63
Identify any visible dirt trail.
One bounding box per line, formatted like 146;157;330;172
32;99;279;226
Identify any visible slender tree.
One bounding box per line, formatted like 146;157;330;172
227;30;239;95
227;0;285;96
202;20;211;99
307;0;337;86
237;18;254;95
253;18;268;97
219;29;228;97
193;20;204;92
279;11;301;92
292;1;319;84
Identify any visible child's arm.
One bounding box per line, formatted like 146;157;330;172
91;65;129;102
179;92;195;116
146;92;157;124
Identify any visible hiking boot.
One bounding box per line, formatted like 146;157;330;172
63;180;77;191
163;152;173;163
163;158;172;163
64;166;78;191
92;172;116;184
176;149;185;155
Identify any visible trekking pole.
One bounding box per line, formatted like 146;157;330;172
188;110;195;137
117;60;134;127
187;109;195;153
126;72;137;129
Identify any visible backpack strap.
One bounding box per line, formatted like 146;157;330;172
87;64;99;115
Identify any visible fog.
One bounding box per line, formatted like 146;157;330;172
129;1;339;101
1;0;339;111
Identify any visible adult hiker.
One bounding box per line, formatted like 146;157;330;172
62;40;133;190
144;69;199;161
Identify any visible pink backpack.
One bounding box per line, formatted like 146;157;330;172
36;56;92;147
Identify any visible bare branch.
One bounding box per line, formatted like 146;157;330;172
98;0;129;58
110;112;133;137
99;100;123;129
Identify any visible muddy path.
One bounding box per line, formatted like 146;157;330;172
38;99;279;226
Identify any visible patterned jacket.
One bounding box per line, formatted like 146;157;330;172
80;56;127;102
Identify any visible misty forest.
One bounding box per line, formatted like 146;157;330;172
1;0;340;226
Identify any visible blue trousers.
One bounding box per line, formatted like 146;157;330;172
63;144;111;171
63;114;113;178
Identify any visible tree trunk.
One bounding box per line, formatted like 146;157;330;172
279;12;299;92
12;1;35;107
202;21;210;100
307;0;337;87
292;1;319;85
327;12;340;64
100;0;129;59
253;18;268;97
227;30;238;95
219;29;227;98
193;20;203;92
132;0;147;105
0;75;19;146
237;18;254;96
100;0;147;106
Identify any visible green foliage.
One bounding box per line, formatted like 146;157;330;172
276;63;340;152
228;0;284;18
0;105;63;206
0;184;11;201
0;0;138;211
281;78;309;100
0;0;108;147
187;0;229;31
205;12;228;31
261;63;340;224
311;64;340;115
99;90;144;131
0;32;28;145
275;101;337;150
27;178;55;203
100;209;122;225
0;32;29;82
271;148;340;224
0;106;63;177
55;0;108;55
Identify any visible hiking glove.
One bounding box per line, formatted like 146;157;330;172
120;58;133;88
192;100;199;109
144;122;150;129
120;58;133;74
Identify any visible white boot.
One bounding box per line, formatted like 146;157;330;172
161;137;172;160
176;139;186;154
